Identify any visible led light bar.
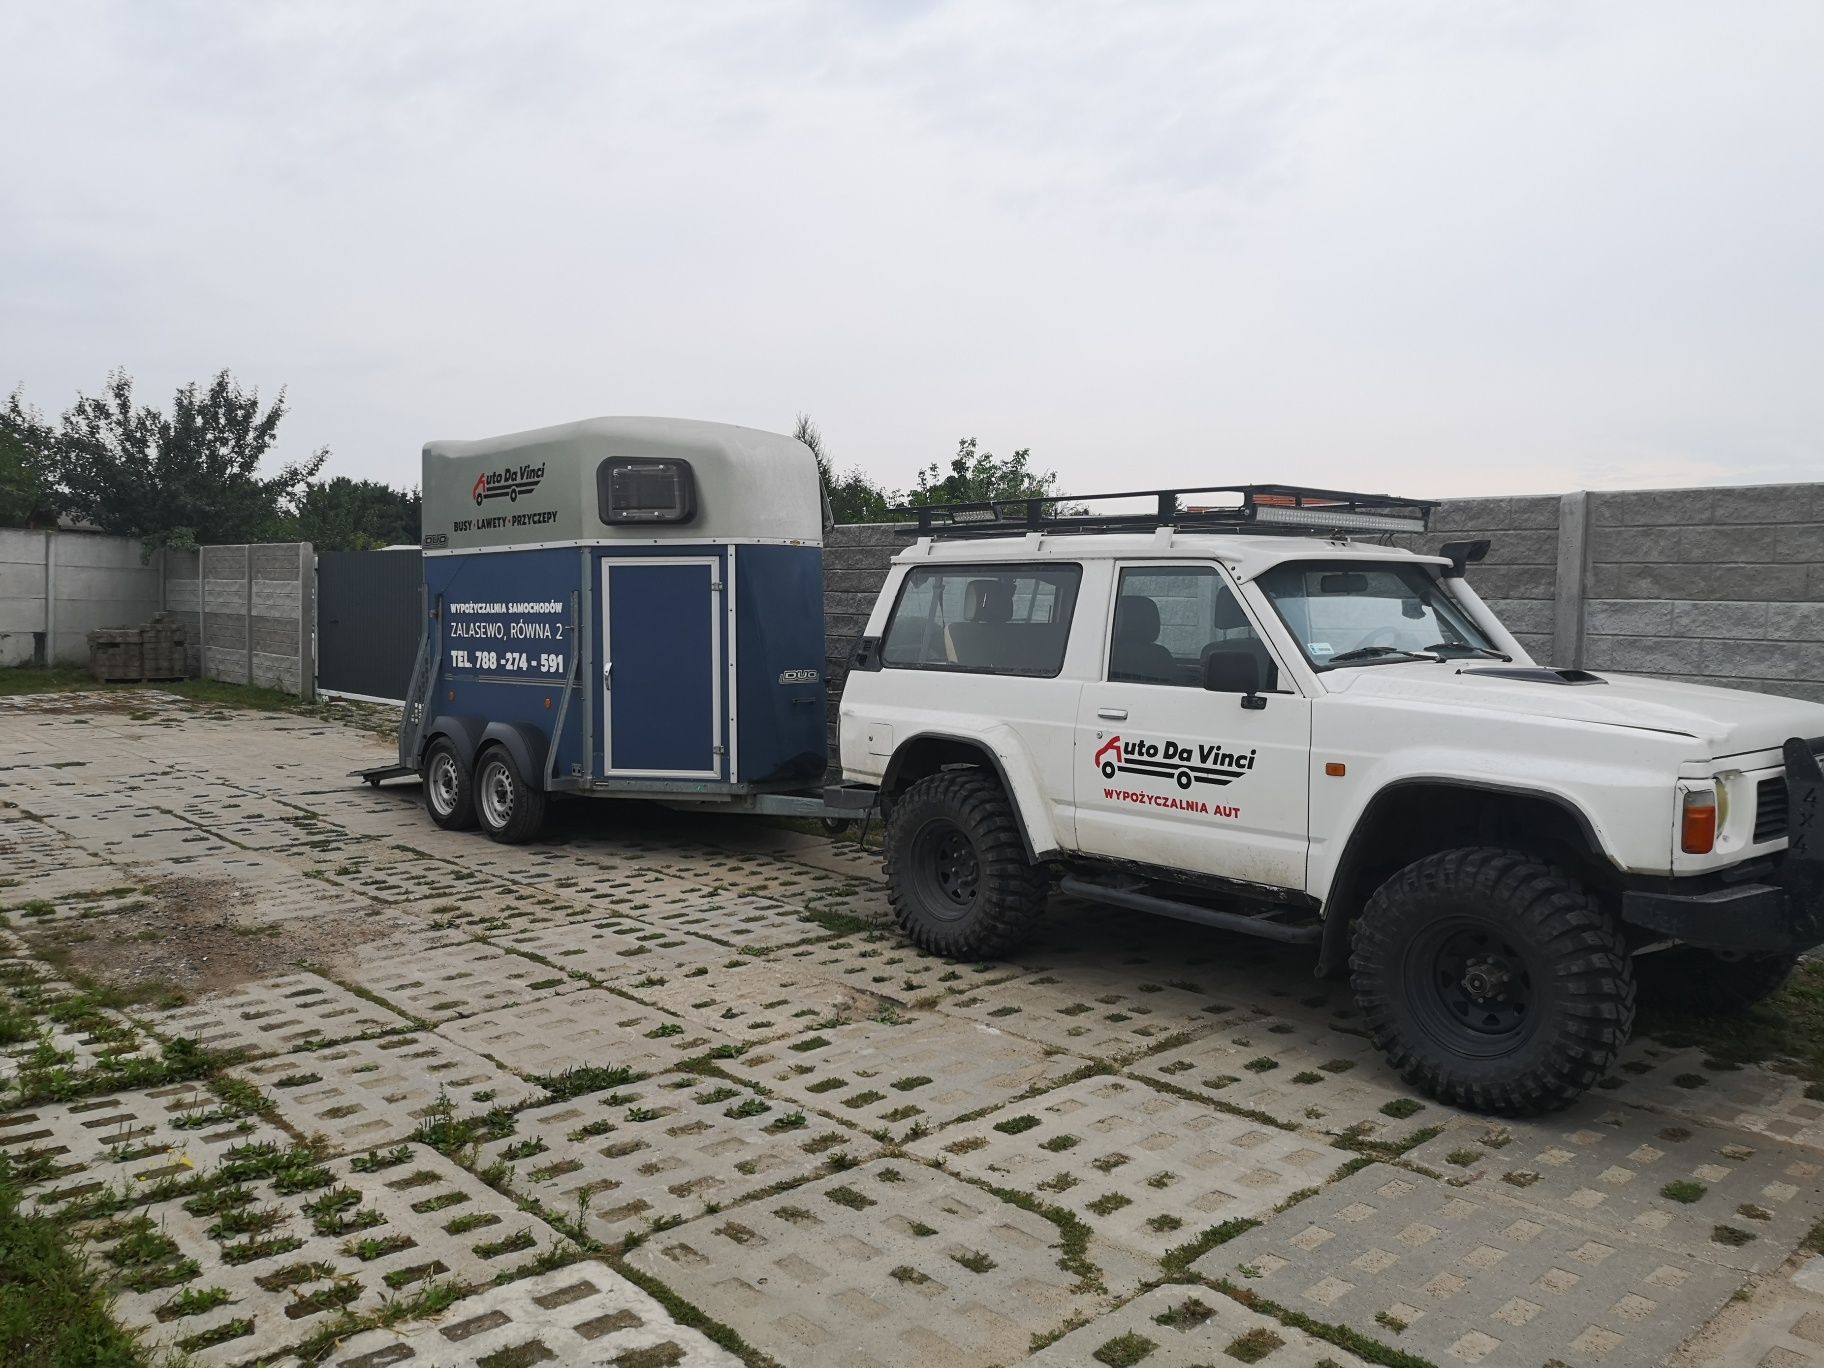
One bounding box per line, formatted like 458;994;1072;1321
1251;504;1427;535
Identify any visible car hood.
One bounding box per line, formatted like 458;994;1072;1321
1325;663;1824;759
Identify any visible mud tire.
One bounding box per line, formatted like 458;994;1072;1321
885;770;1048;958
1351;846;1635;1116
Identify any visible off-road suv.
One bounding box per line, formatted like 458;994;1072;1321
838;485;1824;1116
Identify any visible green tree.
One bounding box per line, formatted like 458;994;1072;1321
794;412;894;524
0;391;53;527
47;368;327;550
903;437;1060;507
289;477;422;551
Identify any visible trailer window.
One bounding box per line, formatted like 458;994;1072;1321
598;458;697;524
880;564;1081;676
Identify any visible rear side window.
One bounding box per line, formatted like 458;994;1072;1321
880;564;1081;676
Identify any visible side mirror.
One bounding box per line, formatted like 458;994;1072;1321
1203;652;1266;708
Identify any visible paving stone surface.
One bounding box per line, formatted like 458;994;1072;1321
1674;1281;1824;1367
433;989;739;1079
1130;1011;1435;1143
236;1033;546;1149
1;1083;291;1211
1607;1039;1824;1154
620;953;891;1041
474;1073;836;1243
628;1157;1088;1368
1409;1106;1824;1272
496;915;740;987
630;890;835;949
92;1141;572;1366
3;695;1822;1368
1024;1284;1372;1366
298;846;509;905
1199;1162;1748;1368
345;940;588;1022
772;930;1024;1002
937;968;1236;1061
145;973;415;1057
320;1264;743;1367
726;1015;1081;1137
912;1075;1337;1257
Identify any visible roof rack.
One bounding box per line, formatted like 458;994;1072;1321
899;483;1436;539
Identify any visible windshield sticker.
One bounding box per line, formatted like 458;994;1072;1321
1309;641;1335;657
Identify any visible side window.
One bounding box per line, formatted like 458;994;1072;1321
1110;566;1277;689
880;564;1082;676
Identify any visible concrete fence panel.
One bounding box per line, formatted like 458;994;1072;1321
0;529;165;666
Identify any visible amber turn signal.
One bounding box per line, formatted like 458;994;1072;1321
1324;762;1346;777
1681;790;1717;854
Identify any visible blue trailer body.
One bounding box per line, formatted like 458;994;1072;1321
398;419;830;824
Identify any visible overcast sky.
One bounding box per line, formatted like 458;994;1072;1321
3;1;1821;501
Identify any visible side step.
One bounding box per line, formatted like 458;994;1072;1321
1059;875;1322;945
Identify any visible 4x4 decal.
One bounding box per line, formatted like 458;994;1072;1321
1093;734;1256;791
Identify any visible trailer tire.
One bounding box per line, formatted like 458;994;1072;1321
423;739;477;831
1350;846;1634;1117
885;770;1047;959
1635;948;1798;1017
474;745;547;845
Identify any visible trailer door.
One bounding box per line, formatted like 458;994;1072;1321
601;557;723;778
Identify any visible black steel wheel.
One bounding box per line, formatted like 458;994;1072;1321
423;738;477;831
908;819;982;920
1403;918;1540;1059
885;770;1048;958
1351;846;1634;1116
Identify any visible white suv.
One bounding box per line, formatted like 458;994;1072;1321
838;486;1824;1116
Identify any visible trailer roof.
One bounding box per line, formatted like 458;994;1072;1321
421;417;821;554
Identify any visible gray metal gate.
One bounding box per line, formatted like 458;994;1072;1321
316;549;422;702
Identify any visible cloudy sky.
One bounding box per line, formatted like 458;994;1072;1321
3;1;1820;500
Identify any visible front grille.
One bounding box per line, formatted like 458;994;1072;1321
1755;775;1789;843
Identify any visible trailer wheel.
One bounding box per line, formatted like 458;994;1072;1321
885;770;1047;958
474;746;547;844
423;739;477;831
1351;846;1634;1116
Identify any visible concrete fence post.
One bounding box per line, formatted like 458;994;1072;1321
245;543;255;686
1552;490;1591;669
199;544;210;676
44;531;57;665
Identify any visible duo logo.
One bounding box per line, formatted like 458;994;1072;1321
472;462;546;506
1093;734;1256;791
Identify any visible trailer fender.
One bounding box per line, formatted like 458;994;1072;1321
422;714;487;769
475;721;552;793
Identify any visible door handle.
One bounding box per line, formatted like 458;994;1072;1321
1097;708;1127;721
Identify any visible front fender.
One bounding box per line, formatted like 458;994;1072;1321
1309;743;1663;907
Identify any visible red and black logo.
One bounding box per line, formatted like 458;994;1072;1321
472;462;546;506
1093;734;1256;791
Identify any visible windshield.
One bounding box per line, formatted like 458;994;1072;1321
1255;561;1497;669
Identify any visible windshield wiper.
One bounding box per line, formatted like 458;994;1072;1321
1421;642;1512;661
1326;645;1435;666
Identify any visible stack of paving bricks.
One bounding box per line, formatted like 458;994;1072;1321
85;612;187;682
